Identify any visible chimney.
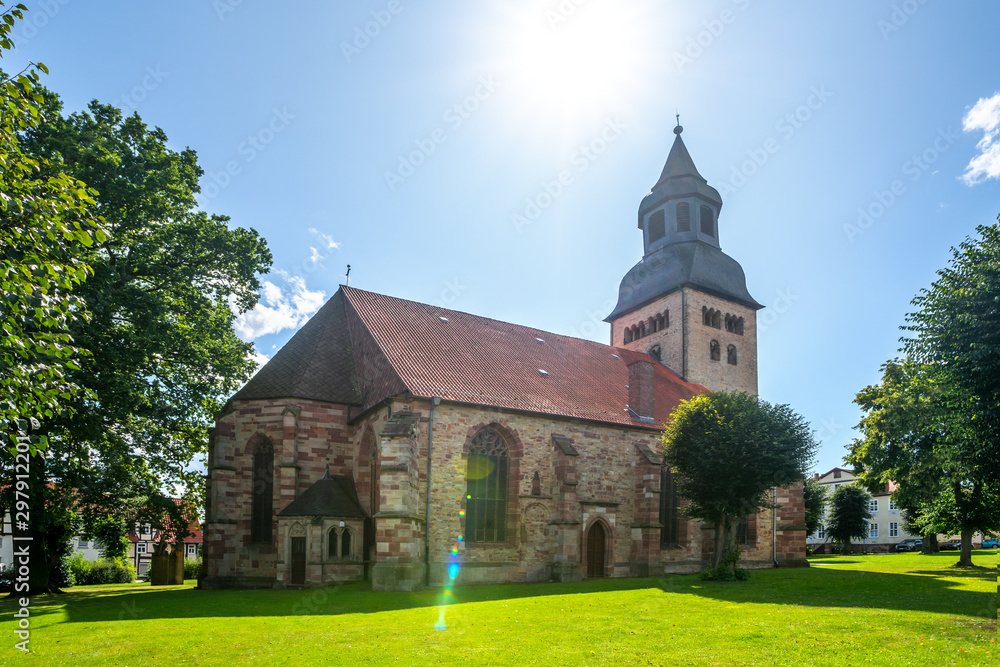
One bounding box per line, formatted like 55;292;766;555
627;359;655;420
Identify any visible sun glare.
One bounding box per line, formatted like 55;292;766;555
488;1;658;135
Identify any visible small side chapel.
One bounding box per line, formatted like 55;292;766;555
202;123;808;591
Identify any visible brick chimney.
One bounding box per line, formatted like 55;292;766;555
627;359;655;420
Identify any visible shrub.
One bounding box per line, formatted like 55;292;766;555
183;557;202;580
71;558;136;585
0;568;14;593
67;551;92;586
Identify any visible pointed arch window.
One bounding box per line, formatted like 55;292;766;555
465;427;510;543
700;205;715;236
341;528;352;558
676;202;691;232
648;210;666;243
251;438;274;543
660;468;680;547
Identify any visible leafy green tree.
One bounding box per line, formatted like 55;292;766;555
847;360;948;555
1;2;105;448
826;485;873;554
803;477;827;539
661;391;817;577
10;93;272;592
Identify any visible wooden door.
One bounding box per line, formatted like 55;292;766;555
586;522;606;578
291;537;306;585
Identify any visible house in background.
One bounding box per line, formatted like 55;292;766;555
1;510;103;570
128;514;203;577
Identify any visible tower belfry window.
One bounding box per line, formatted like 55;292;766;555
648;210;665;243
700;205;714;236
676;202;691;232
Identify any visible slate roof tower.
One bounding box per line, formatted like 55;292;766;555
606;122;763;394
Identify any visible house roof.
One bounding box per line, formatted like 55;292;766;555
232;290;361;405
277;470;368;519
341;286;706;428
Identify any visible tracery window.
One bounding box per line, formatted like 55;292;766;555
465;427;510;543
251;437;274;543
659;468;680;547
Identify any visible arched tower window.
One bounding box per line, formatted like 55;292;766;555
727;344;738;366
251;437;274;543
676;202;691;232
710;340;721;362
700;205;715;236
712;310;722;329
648;344;662;362
648;210;666;243
702;306;710;326
623;327;633;344
465;427;510;543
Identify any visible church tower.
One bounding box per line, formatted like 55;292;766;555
606;122;763;394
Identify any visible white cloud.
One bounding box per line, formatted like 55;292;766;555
249;350;271;375
233;271;326;341
308;227;342;250
961;92;1000;185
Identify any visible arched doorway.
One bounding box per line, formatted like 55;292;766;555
586;522;606;578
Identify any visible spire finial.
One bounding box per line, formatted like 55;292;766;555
673;112;683;136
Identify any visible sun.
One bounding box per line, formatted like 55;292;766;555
484;0;659;135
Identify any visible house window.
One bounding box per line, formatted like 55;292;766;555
648;210;666;243
869;499;879;513
888;498;897;511
676;202;691;232
465;427;510;543
137;543;147;555
889;522;898;538
78;538;88;549
341;528;352;558
869;523;879;539
816;524;825;540
710;340;721;361
727;344;737;366
251;437;274;543
659;468;680;547
186;543;197;557
143;524;151;536
700;205;714;236
833;470;841;479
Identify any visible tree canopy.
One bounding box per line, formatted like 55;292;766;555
803;477;827;539
661;391;817;577
0;2;105;449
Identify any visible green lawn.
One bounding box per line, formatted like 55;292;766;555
2;551;997;666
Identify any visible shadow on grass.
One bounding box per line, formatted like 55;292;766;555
4;556;996;626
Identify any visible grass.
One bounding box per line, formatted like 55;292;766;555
1;551;997;666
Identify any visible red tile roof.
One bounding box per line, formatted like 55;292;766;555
342;286;705;428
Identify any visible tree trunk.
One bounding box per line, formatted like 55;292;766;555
921;532;939;554
842;538;852;555
711;519;725;572
956;528;974;567
7;452;61;597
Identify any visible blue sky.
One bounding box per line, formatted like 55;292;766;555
11;0;1000;474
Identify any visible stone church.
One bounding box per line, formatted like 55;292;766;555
202;124;807;591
